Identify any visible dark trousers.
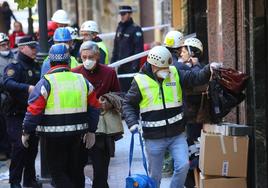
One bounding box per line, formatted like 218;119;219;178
90;136;111;188
45;135;85;188
6;115;39;185
186;123;202;145
185;123;202;188
0;113;10;157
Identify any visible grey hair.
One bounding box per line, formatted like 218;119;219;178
79;41;99;54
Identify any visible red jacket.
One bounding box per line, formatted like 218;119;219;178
9;31;26;48
72;63;120;98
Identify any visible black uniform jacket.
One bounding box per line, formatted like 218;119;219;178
111;18;144;73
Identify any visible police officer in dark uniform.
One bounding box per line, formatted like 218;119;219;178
3;36;40;188
111;5;144;92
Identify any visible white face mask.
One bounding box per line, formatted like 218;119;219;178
0;50;10;57
185;62;192;67
83;59;96;70
156;69;170;79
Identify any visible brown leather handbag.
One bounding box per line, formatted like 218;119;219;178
196;91;212;124
213;68;249;94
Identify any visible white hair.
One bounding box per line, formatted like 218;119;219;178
79;41;99;54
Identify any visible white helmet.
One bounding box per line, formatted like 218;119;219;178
51;9;70;25
183;38;203;53
0;33;9;43
147;46;172;68
164;30;183;48
66;26;78;40
80;20;99;33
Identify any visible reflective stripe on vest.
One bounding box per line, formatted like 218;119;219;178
134;66;183;114
44;72;88;115
36;123;88;133
97;41;109;65
141;113;184;127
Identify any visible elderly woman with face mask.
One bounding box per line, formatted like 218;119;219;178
72;41;121;188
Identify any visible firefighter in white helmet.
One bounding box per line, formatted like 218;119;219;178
66;26;82;59
123;45;221;188
80;20;109;65
51;9;70;27
180;37;208;187
180;37;203;68
164;30;190;71
164;30;183;49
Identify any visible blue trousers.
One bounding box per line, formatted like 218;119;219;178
145;133;189;188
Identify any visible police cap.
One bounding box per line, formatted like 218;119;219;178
17;36;38;48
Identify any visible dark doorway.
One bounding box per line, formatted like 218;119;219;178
187;0;208;64
245;0;268;187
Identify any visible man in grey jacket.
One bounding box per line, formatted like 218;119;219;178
0;32;13;160
123;46;220;188
0;32;14;82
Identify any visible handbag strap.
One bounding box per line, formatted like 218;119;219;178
128;132;149;176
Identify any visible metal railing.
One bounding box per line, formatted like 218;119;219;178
108;32;197;78
99;24;171;39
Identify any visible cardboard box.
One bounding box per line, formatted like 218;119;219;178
203;123;252;136
200;173;247;188
199;131;249;177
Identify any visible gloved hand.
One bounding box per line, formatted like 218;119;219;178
99;96;113;111
21;133;30;148
28;85;35;94
210;62;223;72
83;132;95;149
129;124;142;134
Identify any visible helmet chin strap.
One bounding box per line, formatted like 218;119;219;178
186;45;194;64
187;45;193;57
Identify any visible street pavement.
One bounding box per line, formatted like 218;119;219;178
0;123;171;188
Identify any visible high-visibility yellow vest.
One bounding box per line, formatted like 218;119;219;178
37;72;89;134
134;66;183;127
70;56;79;68
134;66;183;113
97;41;109;65
44;72;87;114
